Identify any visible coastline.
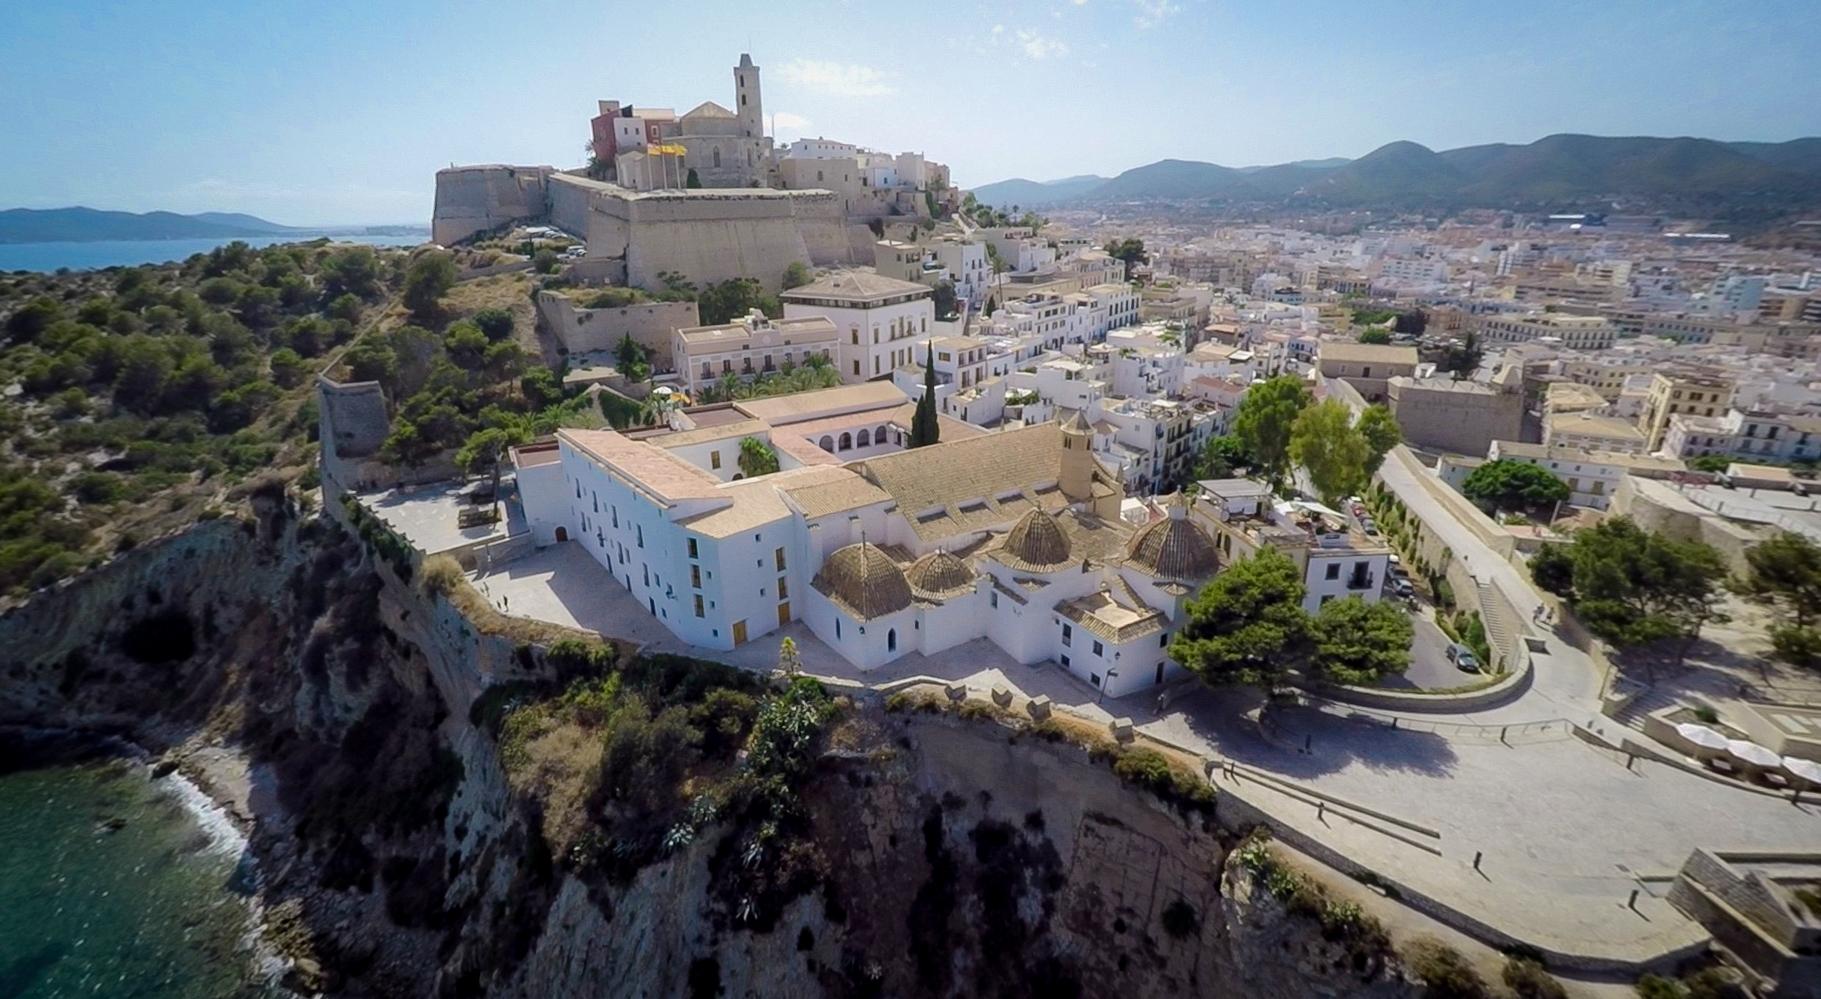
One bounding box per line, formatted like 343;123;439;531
0;726;298;993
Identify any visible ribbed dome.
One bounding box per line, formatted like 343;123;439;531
906;549;975;596
999;508;1073;570
813;542;912;619
1124;515;1219;581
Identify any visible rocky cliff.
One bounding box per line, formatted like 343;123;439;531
0;496;1416;998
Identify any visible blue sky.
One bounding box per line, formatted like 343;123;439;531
3;0;1819;225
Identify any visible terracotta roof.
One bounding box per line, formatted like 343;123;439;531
780;270;932;304
850;423;1073;543
991;508;1073;572
733;382;909;425
558;428;721;505
1057;588;1165;644
1123;496;1220;581
905;549;976;599
649;419;770;449
778;466;891;519
1320;342;1418;366
812;542;912;620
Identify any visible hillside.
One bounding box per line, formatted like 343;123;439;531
968;174;1108;207
969;134;1821;211
0;206;302;243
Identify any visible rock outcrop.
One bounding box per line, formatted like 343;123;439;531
0;498;1417;998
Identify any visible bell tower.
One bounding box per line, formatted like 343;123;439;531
734;53;763;139
1059;410;1095;502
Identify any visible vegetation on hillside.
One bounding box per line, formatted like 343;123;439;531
1530;517;1729;661
0;240;415;595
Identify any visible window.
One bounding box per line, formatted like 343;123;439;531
887;628;897;652
694;595;704;617
636;525;644;548
778;576;789;599
1061;623;1073;647
1160;633;1169;647
710;451;722;470
840;432;852;450
691;565;701;588
774;547;786;571
857;428;871;447
1092;640;1104;657
1061;654;1071;667
1325;563;1340;580
688;538;698;559
836;619;842;639
990;591;999;609
612;506;619;528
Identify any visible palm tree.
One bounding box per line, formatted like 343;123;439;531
738;436;780;477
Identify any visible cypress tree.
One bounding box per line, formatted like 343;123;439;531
910;341;940;448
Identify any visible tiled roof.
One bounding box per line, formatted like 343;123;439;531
779;270;932;304
1057;588;1165;644
777;466;891;519
850;423;1071;543
733;382;909;425
1123;497;1220;581
905;549;976;599
559;428;721;505
649;419;770;449
812;542;912;620
1320;342;1419;365
990;508;1073;572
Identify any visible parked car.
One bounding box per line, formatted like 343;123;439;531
1388;577;1414;598
1446;644;1480;672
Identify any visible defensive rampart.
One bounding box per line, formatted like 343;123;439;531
431;164;554;245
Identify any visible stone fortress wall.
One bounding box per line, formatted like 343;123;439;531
431;165;555;245
532;291;700;361
432;166;876;293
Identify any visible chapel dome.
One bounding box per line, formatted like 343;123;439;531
813;542;912;619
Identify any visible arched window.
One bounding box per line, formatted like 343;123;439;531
887;628;897;652
712;147;722;168
874;424;887;444
857;428;871;447
819;435;835;451
839;432;852;450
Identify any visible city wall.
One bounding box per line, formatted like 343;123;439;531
435;166;870;293
431;165;554;245
533;290;699;363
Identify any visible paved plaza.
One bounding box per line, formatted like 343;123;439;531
364;481;524;556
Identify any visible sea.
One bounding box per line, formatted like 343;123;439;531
0;233;427;273
0;738;286;998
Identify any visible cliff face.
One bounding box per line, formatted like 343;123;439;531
0;501;1414;998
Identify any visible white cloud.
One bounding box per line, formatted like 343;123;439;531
1015;29;1070;60
770;111;812;131
776;59;896;97
1130;0;1180;28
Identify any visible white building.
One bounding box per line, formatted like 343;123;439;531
1191;479;1392;614
782;271;936;383
1486;440;1685;511
510;410;1218;698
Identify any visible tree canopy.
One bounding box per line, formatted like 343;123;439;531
1168;549;1312;688
1104;238;1148;280
1356;404;1402;475
1532;517;1729;655
909;345;939;448
1738;531;1821;627
1356;327;1392;345
1290;398;1373;506
402;251;457;320
737;436;780;478
1232;375;1311;492
1461;460;1570;513
1309;596;1414;685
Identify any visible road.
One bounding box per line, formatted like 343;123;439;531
1383;612;1471;690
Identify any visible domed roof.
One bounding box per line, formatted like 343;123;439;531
812;542;912;619
997;508;1073;571
1124;496;1219;581
905;549;976;597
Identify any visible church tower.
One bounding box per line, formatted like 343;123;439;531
734;53;763;139
1059;410;1095;502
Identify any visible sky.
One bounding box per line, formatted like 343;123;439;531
3;0;1820;226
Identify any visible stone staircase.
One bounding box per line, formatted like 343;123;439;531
1610;684;1684;731
1475;579;1520;673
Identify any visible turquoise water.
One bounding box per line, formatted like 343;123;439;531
0;233;425;273
0;745;283;998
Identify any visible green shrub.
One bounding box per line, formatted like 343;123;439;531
1404;937;1488;998
1635;974;1684;999
1503;957;1566;999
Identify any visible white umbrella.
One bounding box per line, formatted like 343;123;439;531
1783;756;1821;788
1726;739;1782;769
1674;723;1729;752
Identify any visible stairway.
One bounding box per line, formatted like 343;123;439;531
1475;579;1519;672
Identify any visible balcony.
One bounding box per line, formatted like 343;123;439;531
1346;571;1375;591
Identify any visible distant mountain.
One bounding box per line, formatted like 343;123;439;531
0;207;303;244
968;174;1107;208
970;134;1821;211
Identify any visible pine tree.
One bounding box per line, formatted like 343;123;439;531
909;341;940;448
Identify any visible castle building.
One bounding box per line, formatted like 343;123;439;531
510;403;1216;697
